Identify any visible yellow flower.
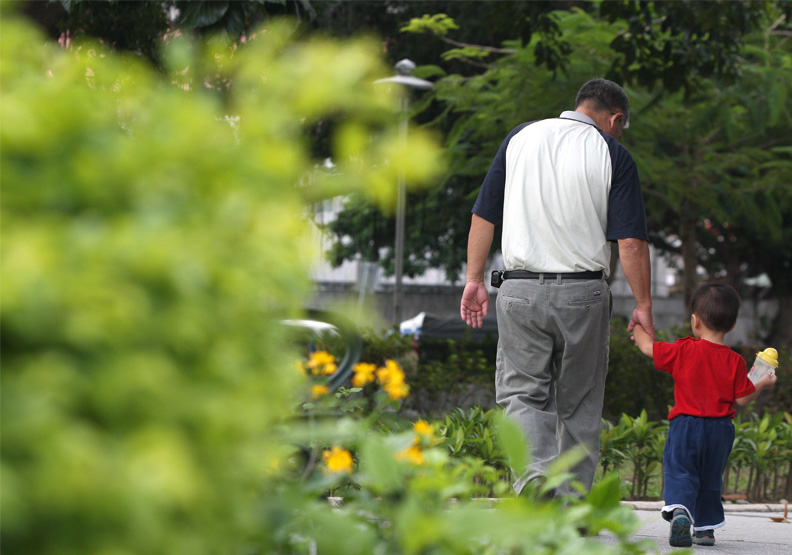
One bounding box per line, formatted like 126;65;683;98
308;350;334;366
376;359;402;383
320;362;337;376
384;380;410;400
396;444;425;465
322;447;354;474
352;362;377;387
376;359;409;400
306;351;337;376
312;384;329;399
293;360;307;376
414;420;434;437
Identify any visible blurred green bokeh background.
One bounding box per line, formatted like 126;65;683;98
0;11;442;553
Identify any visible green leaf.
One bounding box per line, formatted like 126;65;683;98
301;503;378;555
413;64;447;79
496;414;528;477
400;14;459;36
358;436;404;495
546;445;587;480
760;415;770;434
441;47;491;61
586;473;622;509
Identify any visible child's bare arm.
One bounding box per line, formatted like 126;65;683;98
631;324;654;359
736;373;778;406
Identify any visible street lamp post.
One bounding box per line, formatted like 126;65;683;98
374;59;433;324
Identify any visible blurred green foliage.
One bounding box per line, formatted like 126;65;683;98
0;13;651;547
277;353;651;553
410;337;495;417
0;13;442;553
358;326;415;366
729;412;792;501
430;405;789;503
434;406;511;497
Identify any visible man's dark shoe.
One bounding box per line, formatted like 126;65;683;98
693;530;715;546
669;509;692;547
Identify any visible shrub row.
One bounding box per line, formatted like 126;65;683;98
355;320;791;422
348;326;791;502
434;406;792;503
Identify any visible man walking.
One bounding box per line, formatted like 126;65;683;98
460;78;654;497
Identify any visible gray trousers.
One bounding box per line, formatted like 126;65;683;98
495;276;611;496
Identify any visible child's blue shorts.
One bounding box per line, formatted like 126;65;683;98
661;414;735;530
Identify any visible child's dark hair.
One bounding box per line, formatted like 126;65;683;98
690;283;741;332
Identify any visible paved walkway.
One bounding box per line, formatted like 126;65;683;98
596;502;792;554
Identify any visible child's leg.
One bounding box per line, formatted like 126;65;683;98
661;416;700;524
662;416;707;547
692;417;735;533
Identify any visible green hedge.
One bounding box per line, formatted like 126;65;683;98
434;407;792;502
379;318;791;422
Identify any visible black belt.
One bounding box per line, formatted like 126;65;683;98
504;270;603;280
492;269;602;287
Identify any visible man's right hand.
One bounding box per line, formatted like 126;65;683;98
460;281;490;328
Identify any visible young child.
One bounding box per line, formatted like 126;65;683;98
632;283;777;547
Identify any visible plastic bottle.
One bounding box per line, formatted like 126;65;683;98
747;348;779;384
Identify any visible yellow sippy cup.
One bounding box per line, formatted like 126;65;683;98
747;348;778;384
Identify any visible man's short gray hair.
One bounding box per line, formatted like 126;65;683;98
575;78;630;127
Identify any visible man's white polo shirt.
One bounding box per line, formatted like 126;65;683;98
472;111;648;277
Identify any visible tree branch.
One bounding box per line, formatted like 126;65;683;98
448;57;493;70
437;33;516;55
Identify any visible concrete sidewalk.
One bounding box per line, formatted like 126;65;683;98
596;502;792;554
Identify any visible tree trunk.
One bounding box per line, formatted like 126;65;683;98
773;467;779;501
762;472;768;501
784;459;792;500
679;205;699;320
761;472;766;501
735;467;741;495
746;468;754;501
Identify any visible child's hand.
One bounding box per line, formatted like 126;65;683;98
630;324;654;358
756;372;778;390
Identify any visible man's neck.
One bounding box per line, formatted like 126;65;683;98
574;106;606;131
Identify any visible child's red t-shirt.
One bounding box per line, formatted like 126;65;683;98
653;337;755;420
